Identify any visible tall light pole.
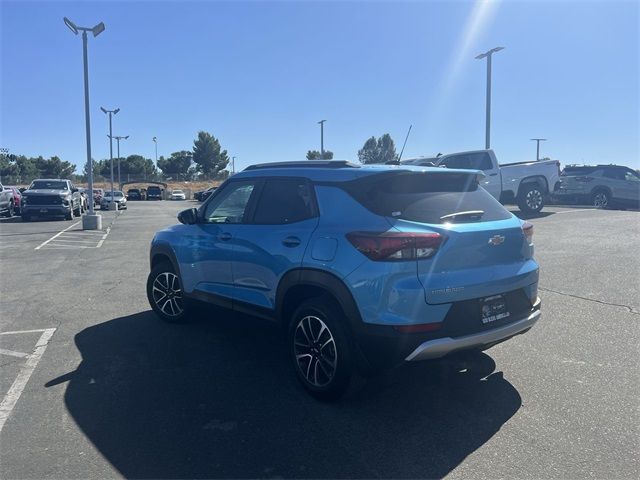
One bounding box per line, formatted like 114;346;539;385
475;46;504;149
318;120;326;157
152;136;158;165
114;135;129;186
232;156;236;175
101;107;119;209
64;17;105;229
531;138;547;161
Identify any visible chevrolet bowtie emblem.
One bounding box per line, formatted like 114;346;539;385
488;235;505;246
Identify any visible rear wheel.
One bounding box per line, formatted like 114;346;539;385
592;190;610;209
147;261;190;323
517;183;545;214
288;296;354;401
3;201;14;217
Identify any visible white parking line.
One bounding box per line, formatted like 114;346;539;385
0;328;56;432
34;222;81;250
0;348;30;359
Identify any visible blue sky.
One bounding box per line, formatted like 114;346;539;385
1;0;638;171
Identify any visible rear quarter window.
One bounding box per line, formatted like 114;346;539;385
344;172;511;224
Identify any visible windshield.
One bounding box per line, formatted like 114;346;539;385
172;190;183;194
29;180;67;190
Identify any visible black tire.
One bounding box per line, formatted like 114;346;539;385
74;203;82;216
3;201;14;218
517;183;545;214
288;296;354;401
146;261;190;323
592;190;610;209
65;207;74;220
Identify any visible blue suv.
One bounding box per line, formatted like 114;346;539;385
147;161;541;399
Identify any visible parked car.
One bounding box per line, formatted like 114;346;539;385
147;160;541;400
0;182;16;217
146;186;163;200
3;186;22;214
402;149;561;214
93;188;104;206
170;189;186;200
554;164;640;209
127;188;142;200
101;190;128;210
194;186;217;201
77;188;90;212
21;179;83;221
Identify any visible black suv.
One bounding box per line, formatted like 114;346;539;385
146;186;163;200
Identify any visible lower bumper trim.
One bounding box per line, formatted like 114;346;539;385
405;308;541;362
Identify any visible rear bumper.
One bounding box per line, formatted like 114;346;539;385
405;302;540;361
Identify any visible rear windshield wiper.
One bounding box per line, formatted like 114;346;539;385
440;210;485;221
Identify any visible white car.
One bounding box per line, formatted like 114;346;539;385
170;189;186;200
101;190;127;210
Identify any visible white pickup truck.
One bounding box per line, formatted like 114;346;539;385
402;149;561;213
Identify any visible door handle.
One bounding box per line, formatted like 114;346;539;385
218;232;232;241
282;236;301;247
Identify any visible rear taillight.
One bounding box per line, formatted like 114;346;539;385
346;231;445;261
522;221;534;244
575;176;594;183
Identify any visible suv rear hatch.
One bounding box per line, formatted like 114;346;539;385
346;169;538;306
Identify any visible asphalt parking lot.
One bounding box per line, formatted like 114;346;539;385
0;201;638;479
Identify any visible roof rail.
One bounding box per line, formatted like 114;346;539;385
244;160;361;171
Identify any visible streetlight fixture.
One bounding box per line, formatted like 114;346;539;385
101;107;119;210
113;135;129;186
530;138;547;161
318;120;326;157
63;17;105;229
475;46;504;149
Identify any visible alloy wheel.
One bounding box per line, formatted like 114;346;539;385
526;189;543;211
152;272;184;317
293;315;337;387
593;192;608;208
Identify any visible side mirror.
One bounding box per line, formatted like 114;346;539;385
177;207;198;225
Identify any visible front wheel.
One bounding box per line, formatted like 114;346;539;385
592;190;610;209
65;207;74;220
146;261;190;323
288;297;354;401
517;184;545;214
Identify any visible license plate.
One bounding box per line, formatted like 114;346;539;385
40;209;48;213
481;295;510;324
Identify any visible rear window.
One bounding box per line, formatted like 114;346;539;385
562;166;598;176
345;172;511;224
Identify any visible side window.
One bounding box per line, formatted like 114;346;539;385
440;153;492;170
440;154;473;169
203;181;257;224
624;170;640;182
603;168;624;180
252;179;316;224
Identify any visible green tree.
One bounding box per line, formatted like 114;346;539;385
192;131;229;177
33;156;76;178
357;133;398;164
306;150;334;160
158;151;193;177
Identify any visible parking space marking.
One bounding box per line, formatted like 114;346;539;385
0;348;30;359
0;328;56;432
34;219;116;250
34;221;81;250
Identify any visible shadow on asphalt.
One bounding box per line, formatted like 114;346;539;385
47;310;522;479
509;210;555;220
